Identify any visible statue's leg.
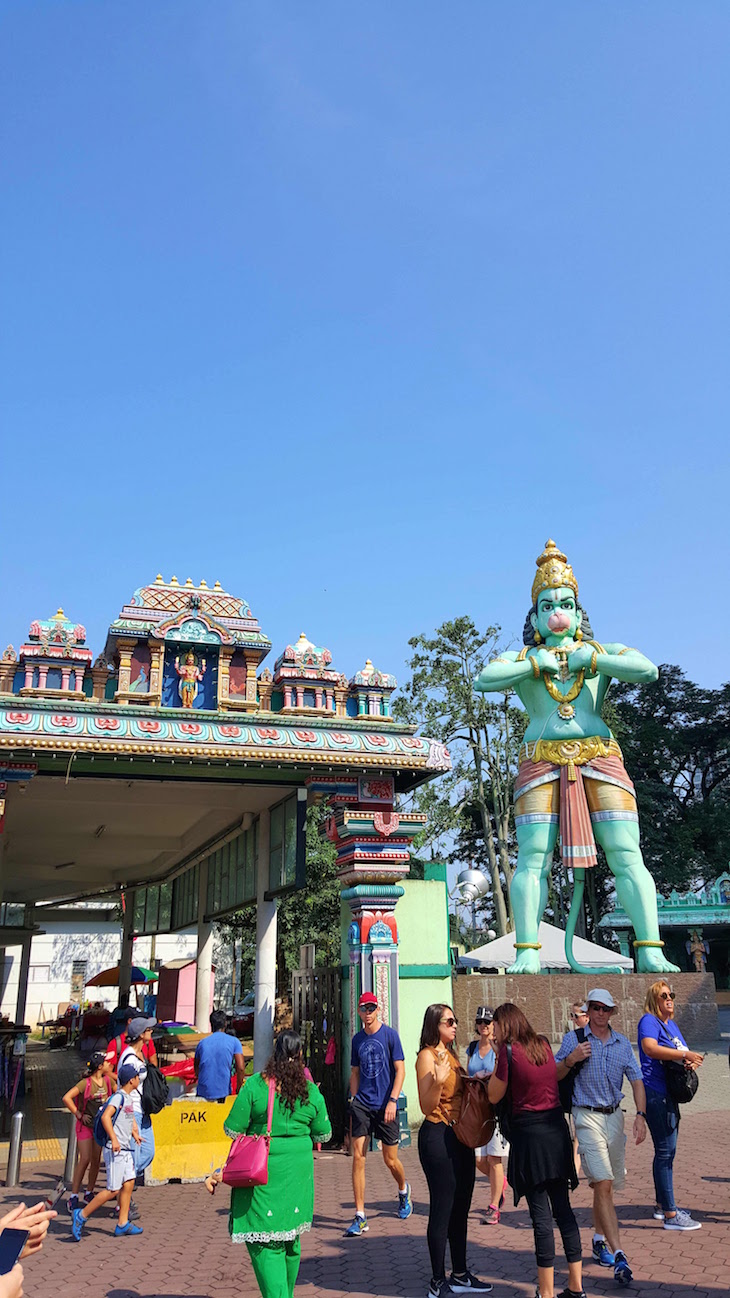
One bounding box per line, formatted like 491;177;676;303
507;820;558;973
592;820;679;974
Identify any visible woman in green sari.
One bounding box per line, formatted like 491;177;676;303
208;1030;331;1298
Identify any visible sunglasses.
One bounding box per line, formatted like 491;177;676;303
475;1018;491;1026
588;1003;612;1012
360;1005;377;1013
440;1017;458;1027
571;1011;587;1018
659;991;676;1001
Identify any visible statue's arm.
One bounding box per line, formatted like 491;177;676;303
474;651;535;694
595;643;658;685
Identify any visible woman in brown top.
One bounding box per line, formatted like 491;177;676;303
416;1003;492;1298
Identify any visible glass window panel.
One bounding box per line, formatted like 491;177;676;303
146;887;159;932
159;883;172;931
284;797;297;887
134;891;146;933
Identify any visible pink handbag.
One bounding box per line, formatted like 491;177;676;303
221;1077;275;1188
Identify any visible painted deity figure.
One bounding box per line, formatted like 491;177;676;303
686;930;709;974
474;540;678;976
175;649;206;708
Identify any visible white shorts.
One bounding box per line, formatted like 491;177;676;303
573;1107;626;1190
103;1147;136;1192
475;1127;509;1159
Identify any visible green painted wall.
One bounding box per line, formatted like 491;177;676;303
396;865;452;1116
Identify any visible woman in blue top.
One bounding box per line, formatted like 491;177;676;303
637;981;704;1232
465;1006;509;1225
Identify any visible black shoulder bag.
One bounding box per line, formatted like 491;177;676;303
558;1027;587;1115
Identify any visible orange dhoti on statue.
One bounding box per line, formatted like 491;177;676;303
514;738;638;868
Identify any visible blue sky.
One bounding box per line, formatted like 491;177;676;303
3;2;728;691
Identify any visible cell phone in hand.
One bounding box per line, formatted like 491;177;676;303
0;1228;29;1274
46;1179;66;1210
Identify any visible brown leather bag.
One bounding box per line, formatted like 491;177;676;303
452;1075;495;1149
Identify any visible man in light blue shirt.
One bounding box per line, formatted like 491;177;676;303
194;1010;246;1101
556;987;647;1286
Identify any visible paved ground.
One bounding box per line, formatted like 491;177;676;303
2;1042;727;1298
1;1107;728;1298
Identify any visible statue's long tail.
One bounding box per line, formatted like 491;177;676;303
565;867;625;975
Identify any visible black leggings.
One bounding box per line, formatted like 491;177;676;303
525;1178;582;1268
418;1120;475;1281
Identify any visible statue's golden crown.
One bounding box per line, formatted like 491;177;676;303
531;539;579;604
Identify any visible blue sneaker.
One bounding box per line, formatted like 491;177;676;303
398;1182;413;1219
614;1251;633;1286
114;1222;143;1236
71;1208;86;1242
592;1239;615;1266
344;1214;369;1237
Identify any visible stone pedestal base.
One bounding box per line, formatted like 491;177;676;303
452;972;719;1045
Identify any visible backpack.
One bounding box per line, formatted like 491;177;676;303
140;1061;169;1116
558;1027;588;1115
93;1095;121;1147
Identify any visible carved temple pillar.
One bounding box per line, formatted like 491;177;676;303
91;658;109;702
307;774;426;1126
334;685;348;717
115;638;136;703
218;646;234;709
243;651;259;708
148;640;164;703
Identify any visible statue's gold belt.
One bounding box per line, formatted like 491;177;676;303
519;737;623;769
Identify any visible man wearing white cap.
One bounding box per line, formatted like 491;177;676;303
556;988;647;1287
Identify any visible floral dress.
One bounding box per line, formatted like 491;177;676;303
223;1071;331;1244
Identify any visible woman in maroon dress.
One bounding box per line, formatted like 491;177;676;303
488;1004;582;1298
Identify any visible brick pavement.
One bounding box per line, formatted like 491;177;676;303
1;1106;727;1298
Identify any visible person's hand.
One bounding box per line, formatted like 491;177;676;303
433;1049;451;1087
569;1041;591;1067
133;1130;142;1146
0;1263;23;1298
567;643;595;673
205;1173;219;1195
533;649;561;676
633;1114;647;1145
81;1113;93;1129
685;1051;704;1069
384;1100;397;1125
0;1202;56;1259
111;1137;121;1154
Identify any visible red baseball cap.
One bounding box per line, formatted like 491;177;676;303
358;992;378;1009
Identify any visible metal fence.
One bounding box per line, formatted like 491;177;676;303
292;964;345;1142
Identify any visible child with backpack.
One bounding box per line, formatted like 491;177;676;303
61;1051;114;1212
72;1063;144;1241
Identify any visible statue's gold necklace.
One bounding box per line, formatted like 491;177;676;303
541;645;584;719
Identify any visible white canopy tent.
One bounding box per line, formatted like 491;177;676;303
458;921;634;972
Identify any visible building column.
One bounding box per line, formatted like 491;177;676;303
194;860;214;1031
148;640;164;702
15;904;34;1026
115;638;136;702
23;664;33;690
61;667;71;692
295;686;304;709
118;889;135;1008
38;666;48;690
243;651;259;707
253;808;276;1071
217;647;234;709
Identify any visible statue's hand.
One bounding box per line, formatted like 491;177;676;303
533;649;561;676
567;644;595;673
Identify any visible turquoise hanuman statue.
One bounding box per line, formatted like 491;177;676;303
474;540;678;976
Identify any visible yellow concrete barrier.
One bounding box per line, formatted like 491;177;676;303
146;1096;236;1186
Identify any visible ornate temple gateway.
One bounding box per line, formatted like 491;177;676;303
0;577;449;1064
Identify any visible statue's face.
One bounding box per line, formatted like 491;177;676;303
531;586;581;642
186;652;194;664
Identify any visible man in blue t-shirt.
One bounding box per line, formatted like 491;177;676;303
194;1010;246;1101
344;991;411;1237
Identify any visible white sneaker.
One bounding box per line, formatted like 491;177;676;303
664;1209;701;1231
652;1206;665;1220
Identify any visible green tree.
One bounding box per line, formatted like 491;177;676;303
611;666;730;890
393;617;527;935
